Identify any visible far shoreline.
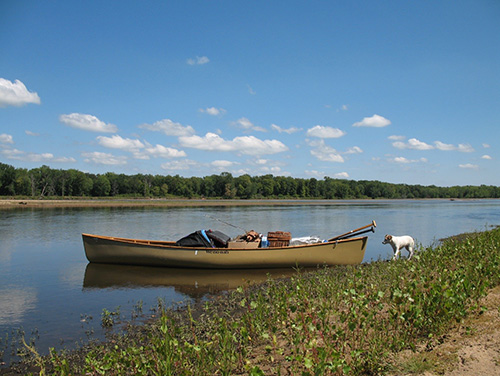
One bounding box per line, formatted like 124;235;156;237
0;197;490;210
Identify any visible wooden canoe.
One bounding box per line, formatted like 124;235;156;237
82;226;373;269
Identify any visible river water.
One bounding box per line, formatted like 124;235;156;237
0;199;499;365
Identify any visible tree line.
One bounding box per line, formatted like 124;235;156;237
1;162;499;200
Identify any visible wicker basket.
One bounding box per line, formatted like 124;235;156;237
267;231;291;248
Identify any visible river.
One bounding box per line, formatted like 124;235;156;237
0;199;499;365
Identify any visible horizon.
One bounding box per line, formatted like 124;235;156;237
1;1;499;186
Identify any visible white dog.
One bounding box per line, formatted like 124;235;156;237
383;234;415;260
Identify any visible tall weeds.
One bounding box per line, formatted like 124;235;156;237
30;227;500;374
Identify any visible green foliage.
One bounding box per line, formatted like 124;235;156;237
31;227;500;375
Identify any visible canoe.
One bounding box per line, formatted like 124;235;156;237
82;222;375;269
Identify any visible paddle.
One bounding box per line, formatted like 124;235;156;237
328;220;376;242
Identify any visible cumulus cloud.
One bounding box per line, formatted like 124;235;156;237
388;135;405;141
271;124;302;134
179;132;288;156
97;135;186;159
0;148;75;163
345;146;363;154
482;155;492;160
306;125;346;139
392;137;475;153
139;119;195;137
199;107;226;116
334;172;350;178
392;138;434;150
144;144;186;158
435;141;474;152
233;117;267;132
391;157;428;164
82;151;127;165
97;135;144;152
459;163;479;169
305;170;325;178
308;139;344;163
187;56;210;65
60;113;118;133
161;159;200;171
211;160;237;168
0;133;14;144
352;114;391;127
0;78;41;107
25;130;40;137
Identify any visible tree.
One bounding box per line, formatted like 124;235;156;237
93;175;111;196
0;163;16;195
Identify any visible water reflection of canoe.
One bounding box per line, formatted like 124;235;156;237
83;263;300;297
82;221;375;269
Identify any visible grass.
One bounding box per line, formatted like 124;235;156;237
5;227;500;375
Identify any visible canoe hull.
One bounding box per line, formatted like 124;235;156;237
82;233;368;269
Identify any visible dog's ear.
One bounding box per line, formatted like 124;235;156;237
385;235;392;240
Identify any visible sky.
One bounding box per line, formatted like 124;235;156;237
1;0;499;187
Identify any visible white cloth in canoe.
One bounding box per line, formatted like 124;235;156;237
289;236;323;246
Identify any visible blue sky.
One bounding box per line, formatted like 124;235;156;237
1;1;499;186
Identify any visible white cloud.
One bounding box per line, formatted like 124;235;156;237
308;139;344;163
82;151;127;165
187;56;210;65
97;135;186;159
144;143;186;158
306;125;346;138
0;147;75;163
25;130;40;137
482;155;492;160
161;159;199;171
345;146;363;154
0;133;14;144
483;143;490;148
459;163;479;169
139;119;195;137
97;135;144;152
391;156;427;164
433;141;455;151
0;78;41;107
334;172;349;178
305;170;325;178
233;117;267;132
199;107;226;116
247;85;256;95
352;114;391;127
60;113;118;133
392;138;434;150
271;124;302;134
211;160;237;168
435;141;474;153
179;132;288;155
388;135;405;141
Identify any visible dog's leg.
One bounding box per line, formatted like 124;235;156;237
407;244;414;260
392;245;400;260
